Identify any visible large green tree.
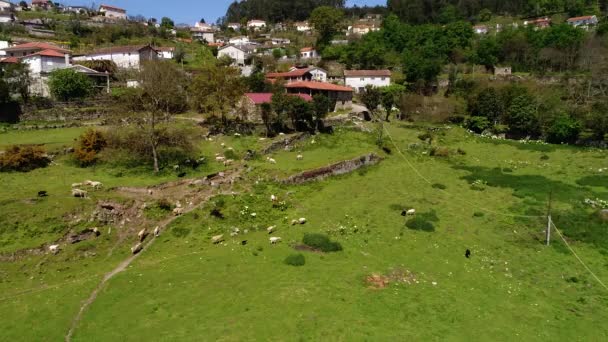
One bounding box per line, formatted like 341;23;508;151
310;6;344;49
48;69;93;101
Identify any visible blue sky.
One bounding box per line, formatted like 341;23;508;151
71;0;385;25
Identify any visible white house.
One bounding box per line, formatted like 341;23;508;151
227;22;241;31
191;27;215;43
194;22;212;30
271;37;290;45
473;25;488;34
1;42;70;57
567;15;598;28
229;36;249;45
0;12;14;23
21;49;69;75
295;21;311;32
218;45;250;66
247;19;266;30
266;67;327;83
73;45;158;69
63;6;90;15
156;46;174;59
344;70;391;93
99;4;127;20
349;23;380;36
0;0;14;12
300;47;318;59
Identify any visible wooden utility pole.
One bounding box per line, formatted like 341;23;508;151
546;190;553;246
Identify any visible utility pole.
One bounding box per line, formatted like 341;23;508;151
546;190;553;246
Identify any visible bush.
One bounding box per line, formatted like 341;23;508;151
546;115;581;144
465;116;491;133
302;233;342;252
157;198;173;211
74;129;107;166
0;145;50;172
418;132;433;142
430;146;451;157
48;68;93;101
432;183;447;190
405;217;435;232
284;253;306;266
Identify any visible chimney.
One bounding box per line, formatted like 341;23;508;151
65;53;70;66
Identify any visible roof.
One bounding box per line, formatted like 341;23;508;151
344;69;391;77
245;93;312;104
82;45;156;56
473;25;488;29
300;47;314;52
0;57;19;64
567;15;596;22
99;4;126;13
267;68;316;78
65;64;106;75
2;42;70;53
22;49;66;58
285;81;353;92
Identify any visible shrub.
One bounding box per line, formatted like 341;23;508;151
546;115;581;144
432;183;447;190
157;198;173;211
473;212;485;218
48;68;93;101
284;253;306;266
0;145;50;172
418;132;433;142
465;116;491;133
302;233;342;252
405;218;435;232
456;148;466;155
74;129;107;166
430;146;451;157
540;154;550;160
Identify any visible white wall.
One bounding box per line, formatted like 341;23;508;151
74;52;140;69
345;76;390;93
218;46;246;66
100;8;127;20
309;69;327;82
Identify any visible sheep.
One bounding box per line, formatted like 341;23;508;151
223;159;233;166
221;143;226;148
49;245;59;254
296;154;303;161
71;182;83;188
465;249;471;258
234;133;241;137
211;234;224;244
267;225;276;234
406;209;416;216
72;189;88;198
154;226;160;237
291;219;299;225
298;218;307;224
216;156;226;162
131;243;143;254
267;157;276;164
147;189;153;195
137;228;147;242
270;237;282;244
270;194;278;202
93;227;100;237
173;207;184;216
89;181;103;189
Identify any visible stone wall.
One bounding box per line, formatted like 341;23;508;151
284;153;382;184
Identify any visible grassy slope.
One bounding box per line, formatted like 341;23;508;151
1;124;607;340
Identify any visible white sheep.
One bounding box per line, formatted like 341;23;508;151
270;237;282;244
216;156;226;162
49;244;59;254
154;226;160;237
267;225;276;234
291;219;299;225
223;159;233;166
296;154;303;161
71;182;83;188
212;234;224;244
131;243;143;254
270;194;277;202
221;143;226;148
71;189;87;198
173;207;185;216
234;133;241;137
137;228;147;242
88;181;103;189
406;209;416;216
266;157;276;164
298;218;307;224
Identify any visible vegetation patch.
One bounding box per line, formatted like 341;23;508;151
302;233;342;253
405;217;435;232
432;183;447;190
284;253;306;266
0;145;51;172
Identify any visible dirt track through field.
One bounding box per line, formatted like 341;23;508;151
65;171;242;341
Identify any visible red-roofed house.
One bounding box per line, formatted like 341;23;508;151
567;15;598;28
99;4;127;20
31;0;52;10
300;47;318;59
266;67;327;84
523;17;551;29
285;81;353;109
1;42;70;57
240;92;313;121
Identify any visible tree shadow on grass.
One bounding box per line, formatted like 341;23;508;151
552;206;608;253
404;210;439;232
576;175;608;189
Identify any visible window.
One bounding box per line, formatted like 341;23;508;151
360;78;364;81
381;77;386;81
371;77;375;80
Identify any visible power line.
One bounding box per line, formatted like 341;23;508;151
551;220;608;292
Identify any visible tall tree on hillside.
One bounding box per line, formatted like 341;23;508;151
360;85;382;117
124;61;188;173
189;65;246;124
310;6;344;49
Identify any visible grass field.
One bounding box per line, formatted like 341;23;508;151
1;122;607;340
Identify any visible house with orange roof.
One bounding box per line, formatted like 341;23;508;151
567;15;598;28
1;42;70;57
285;81;354;109
266;66;327;83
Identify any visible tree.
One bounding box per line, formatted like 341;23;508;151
261;102;274;136
478;8;492;22
174;44;186;63
310;6;344;48
48;69;93;101
3;62;30;103
189;65;246;124
200;18;206;23
380;84;406;121
505;94;539;136
124;61;188;172
360;85;382;117
472;87;502;124
546;114;581;144
161;17;174;29
312;94;332;130
474;37;500;70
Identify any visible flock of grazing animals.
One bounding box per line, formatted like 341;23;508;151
131;226;161;255
71;180;104;198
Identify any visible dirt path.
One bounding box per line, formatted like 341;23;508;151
64;170;243;341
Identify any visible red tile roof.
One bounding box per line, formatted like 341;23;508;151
285;81;353;92
100;4;126;13
29;49;66;58
567;15;596;22
300;47;314;52
0;57;19;64
344;69;391;77
2;42;70;53
245;93;312;104
267;68;313;79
